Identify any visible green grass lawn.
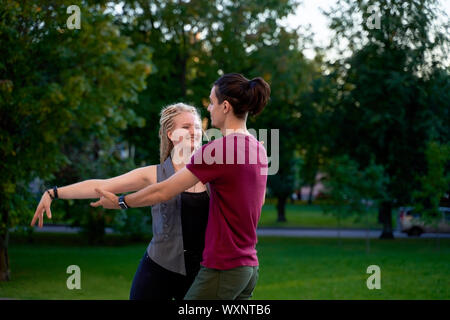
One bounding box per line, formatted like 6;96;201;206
1;233;448;299
258;202;392;229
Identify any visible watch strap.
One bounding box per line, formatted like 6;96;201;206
118;195;129;209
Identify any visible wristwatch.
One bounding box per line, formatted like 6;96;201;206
118;195;129;209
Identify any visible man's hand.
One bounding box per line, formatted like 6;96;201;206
90;188;120;209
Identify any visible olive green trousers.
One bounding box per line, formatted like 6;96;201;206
184;265;259;300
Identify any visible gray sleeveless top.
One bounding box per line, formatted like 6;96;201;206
146;156;210;275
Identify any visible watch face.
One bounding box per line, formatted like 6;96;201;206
119;198;127;209
118;195;129;209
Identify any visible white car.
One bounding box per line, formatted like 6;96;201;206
399;206;450;236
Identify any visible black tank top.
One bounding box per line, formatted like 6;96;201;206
180;191;209;254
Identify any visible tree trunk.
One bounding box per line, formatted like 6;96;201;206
366;209;370;254
0;208;10;281
307;182;315;205
276;195;287;222
378;201;394;239
85;209;106;245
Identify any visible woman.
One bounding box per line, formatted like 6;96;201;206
92;73;271;300
31;103;210;300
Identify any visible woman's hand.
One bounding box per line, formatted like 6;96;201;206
90;188;120;209
31;191;53;228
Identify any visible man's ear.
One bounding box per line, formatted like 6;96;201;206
223;100;232;114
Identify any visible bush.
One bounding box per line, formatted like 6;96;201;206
111;208;152;241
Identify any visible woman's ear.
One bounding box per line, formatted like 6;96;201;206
167;130;173;141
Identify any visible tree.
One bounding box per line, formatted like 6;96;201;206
0;1;152;280
412;141;450;249
321;154;388;250
52;135;150;245
324;0;450;238
116;0;302;165
114;0;310;222
248;26;315;221
297;56;340;204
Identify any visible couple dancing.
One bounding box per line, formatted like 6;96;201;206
31;73;271;300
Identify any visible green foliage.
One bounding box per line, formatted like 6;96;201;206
51;137;147;243
320;154;389;222
246;19;314;209
114;0;311;220
324;0;450;213
1;0;309;275
412;141;450;225
0;1;152;235
296;61;341;201
112;209;152;241
327;0;449;72
267;156;302;199
116;0;303;165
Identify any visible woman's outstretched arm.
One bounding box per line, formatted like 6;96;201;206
56;166;156;199
31;165;156;228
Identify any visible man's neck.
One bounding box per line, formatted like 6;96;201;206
221;118;248;136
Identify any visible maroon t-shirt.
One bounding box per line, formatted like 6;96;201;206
186;132;268;270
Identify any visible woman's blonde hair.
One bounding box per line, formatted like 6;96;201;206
159;102;202;163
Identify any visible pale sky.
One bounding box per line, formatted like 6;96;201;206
111;0;450;63
282;0;335;59
281;0;450;61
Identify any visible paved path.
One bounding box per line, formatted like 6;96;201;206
256;227;450;238
32;224;115;234
28;224;450;239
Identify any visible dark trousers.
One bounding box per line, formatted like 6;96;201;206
129;251;202;300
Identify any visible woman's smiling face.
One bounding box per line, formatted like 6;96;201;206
168;111;202;152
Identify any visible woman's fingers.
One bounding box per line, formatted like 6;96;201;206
39;208;43;228
30;212;36;226
31;203;42;226
30;214;36;226
31;202;50;228
46;204;52;219
39;204;46;228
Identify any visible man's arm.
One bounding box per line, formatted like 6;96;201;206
91;167;200;209
126;167;199;207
